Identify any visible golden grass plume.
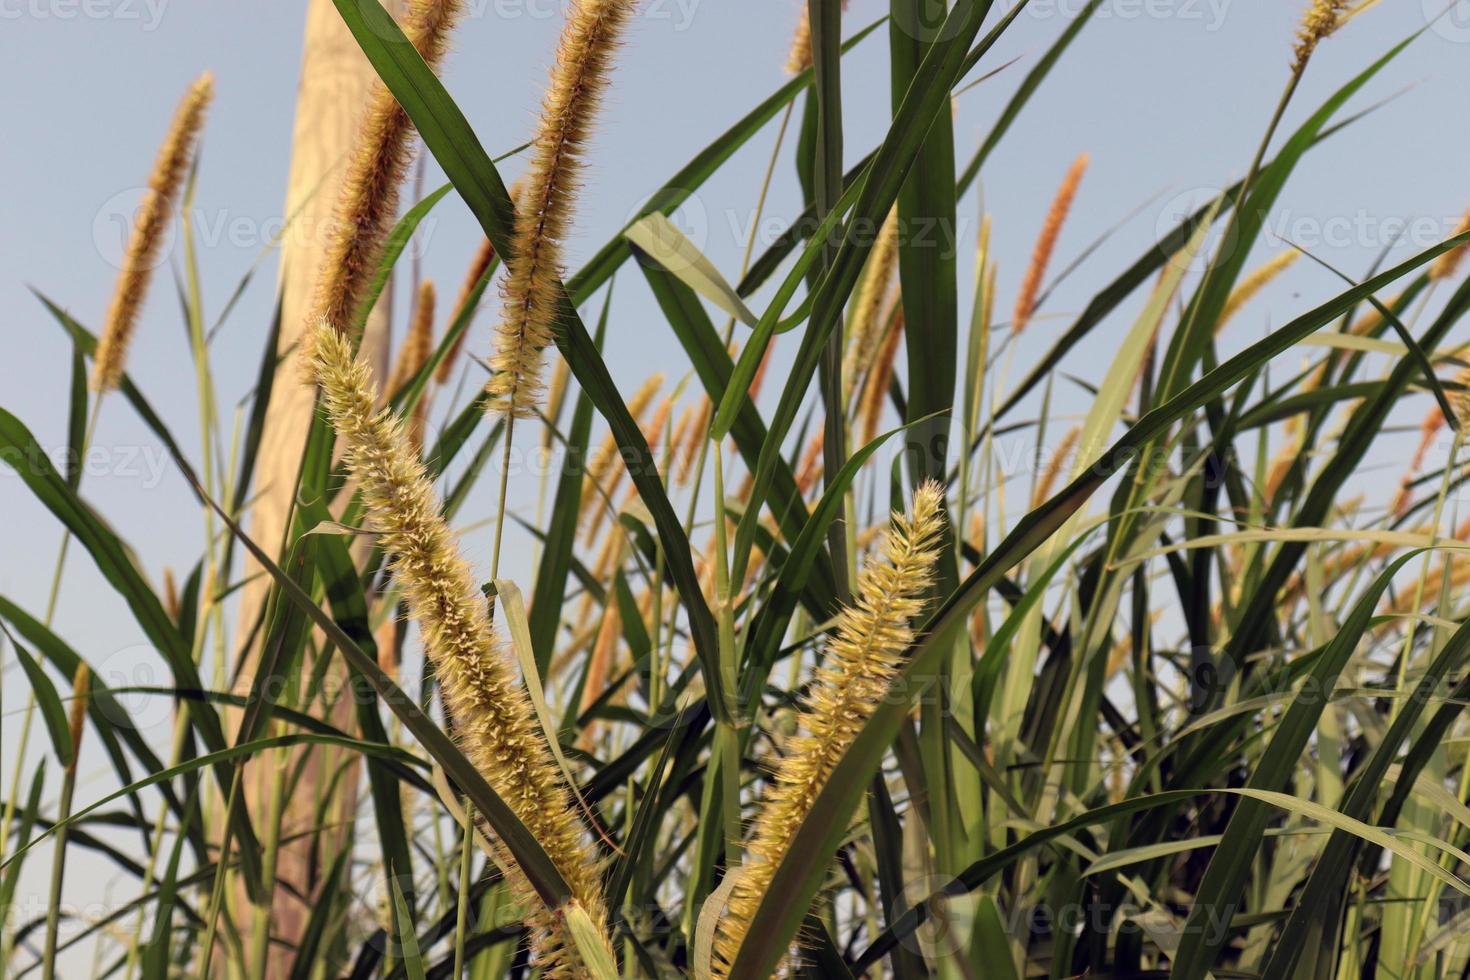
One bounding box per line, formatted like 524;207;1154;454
1293;0;1348;74
1217;249;1300;334
712;481;946;976
488;0;638;420
305;319;610;976
785;0;848;75
308;0;461;348
1032;424;1080;508
1013;153;1088;335
858;302;906;447
580;372;663;538
844;207;900;400
92;72;213;392
1432;207;1470;283
67;664;90;773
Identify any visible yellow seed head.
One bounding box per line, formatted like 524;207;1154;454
1217;249;1300;334
580;373;663;542
668;403;695;475
67;664;91;774
844;208;901;402
1293;0;1348;74
307;0;462;351
92;72;213;392
305;319;610;975
1431;208;1470;283
1032;424;1080;508
677;397;712;487
858;302;906;447
784;0;847;75
488;0;639;420
162;566;181;623
786;5;813;74
712;483;946;976
795;429;825;497
1451;366;1470;429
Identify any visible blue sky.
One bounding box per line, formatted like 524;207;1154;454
4;0;1470;968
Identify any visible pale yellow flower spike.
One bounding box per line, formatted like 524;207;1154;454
858;303;906;448
1431;207;1470;283
92;72;213;393
844;207;901;401
785;0;848;75
489;0;639;420
305;319;612;977
712;481;947;977
1293;0;1349;75
308;0;462;348
1217;250;1300;334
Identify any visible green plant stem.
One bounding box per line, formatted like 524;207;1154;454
452;800;476;980
40;758;78;980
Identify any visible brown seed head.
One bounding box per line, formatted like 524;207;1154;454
306;0;462;355
92;72;214;392
67;664;91;774
1431;208;1470;283
488;0;639;420
1014;153;1088;335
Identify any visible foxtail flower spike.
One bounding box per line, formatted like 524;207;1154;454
305;319;612;977
1431;208;1470;283
1293;0;1348;75
712;482;947;976
488;0;639;420
307;0;462;347
92;72;213;392
1217;249;1299;334
1013;153;1087;335
844;207;900;402
784;0;848;75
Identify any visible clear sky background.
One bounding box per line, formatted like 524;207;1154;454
4;0;1470;968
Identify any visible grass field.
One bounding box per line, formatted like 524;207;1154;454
7;0;1470;977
